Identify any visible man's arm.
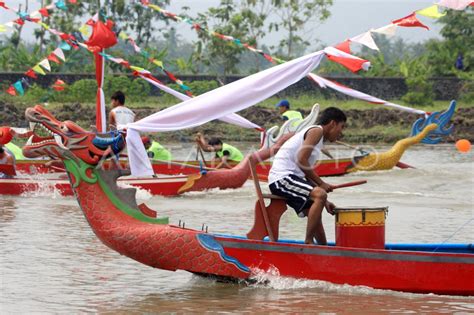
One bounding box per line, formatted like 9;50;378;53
297;128;333;192
194;133;213;152
108;111;116;127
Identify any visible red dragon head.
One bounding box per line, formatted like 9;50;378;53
23;105;125;165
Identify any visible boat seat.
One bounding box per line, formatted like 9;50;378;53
247;157;288;242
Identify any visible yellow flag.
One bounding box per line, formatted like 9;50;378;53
0;25;6;32
130;66;145;72
79;24;90;36
417;5;446;19
38;22;50;30
32;65;46;75
148;4;162;12
152;59;163;68
119;31;128;40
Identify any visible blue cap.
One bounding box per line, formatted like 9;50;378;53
275;99;290;108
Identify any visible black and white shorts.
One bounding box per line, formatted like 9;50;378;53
269;174;314;216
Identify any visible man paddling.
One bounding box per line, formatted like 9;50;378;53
268;107;346;245
195;133;244;169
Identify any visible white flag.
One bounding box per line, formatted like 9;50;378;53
350;31;380;51
372;24;398;37
39;59;51;71
53;48;66;61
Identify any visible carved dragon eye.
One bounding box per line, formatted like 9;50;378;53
60;125;69;132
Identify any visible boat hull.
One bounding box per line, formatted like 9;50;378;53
0;176;189;196
215;236;474;296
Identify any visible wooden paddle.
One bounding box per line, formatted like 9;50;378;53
332;180;367;189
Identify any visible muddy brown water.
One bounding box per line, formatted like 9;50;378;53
1;144;473;313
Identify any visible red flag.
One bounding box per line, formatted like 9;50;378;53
39;7;50;17
69;0;77;3
334;40;351;54
392;13;429;30
14;18;25;26
0;2;9;9
326;54;369;73
47;54;61;64
52;79;66;91
6;86;17;96
25;69;38;79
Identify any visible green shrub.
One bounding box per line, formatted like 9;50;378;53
69;79;97;102
129;79;151;99
107;76;131;96
186;80;219;95
459;78;474;103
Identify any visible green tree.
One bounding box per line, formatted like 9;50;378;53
267;0;333;58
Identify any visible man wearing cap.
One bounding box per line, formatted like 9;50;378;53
142;136;172;161
276;99;303;127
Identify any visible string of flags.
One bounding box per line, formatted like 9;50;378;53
139;0;472;114
117;31;194;96
1;1;79;96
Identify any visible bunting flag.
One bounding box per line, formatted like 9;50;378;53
59;41;71;50
6;86;17;96
417;5;447;18
13;81;24;96
78;24;90;36
47;53;61;64
350;31;380;51
52;47;66;61
334;40;351;54
52;79;66;91
39;59;51;71
39;7;50;17
392;13;429;30
24;69;37;79
0;1;9;9
0;25;6;32
32;65;46;75
325;47;371;73
371;24;398;36
436;0;473;10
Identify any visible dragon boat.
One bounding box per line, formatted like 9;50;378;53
21;105;474;296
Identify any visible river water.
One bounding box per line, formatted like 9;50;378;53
1;144;473;313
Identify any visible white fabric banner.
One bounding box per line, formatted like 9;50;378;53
350;31;380;51
140;76;262;130
308;73;426;115
125;50;326;176
437;0;473;10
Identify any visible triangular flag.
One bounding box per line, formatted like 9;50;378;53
148;4;162;11
25;69;38;79
334;40;351;54
78;24;90;36
38;22;50;30
392;13;429;30
372;24;398;37
32;65;46;75
326;54;370;73
39;59;51;71
119;31;129;40
0;1;9;9
39;7;50;17
5;22;14;28
59;41;71;50
53;47;66;61
436;0;473;10
6;85;17;96
0;25;6;32
350;31;380;51
55;0;67;11
152;59;164;68
130;66;146;72
14;18;25;26
69;0;77;3
13;81;24;96
417;5;446;18
47;53;61;64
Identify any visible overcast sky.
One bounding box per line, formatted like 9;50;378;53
1;0;443;48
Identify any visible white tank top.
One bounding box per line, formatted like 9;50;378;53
268;125;324;184
112;106;135;126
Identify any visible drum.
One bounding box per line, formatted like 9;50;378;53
335;207;388;249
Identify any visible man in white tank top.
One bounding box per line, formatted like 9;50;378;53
268;107;347;245
108;91;135;129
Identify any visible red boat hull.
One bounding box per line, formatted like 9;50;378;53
151;158;354;179
0;176;188;196
216;237;474;296
12;158;355;179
